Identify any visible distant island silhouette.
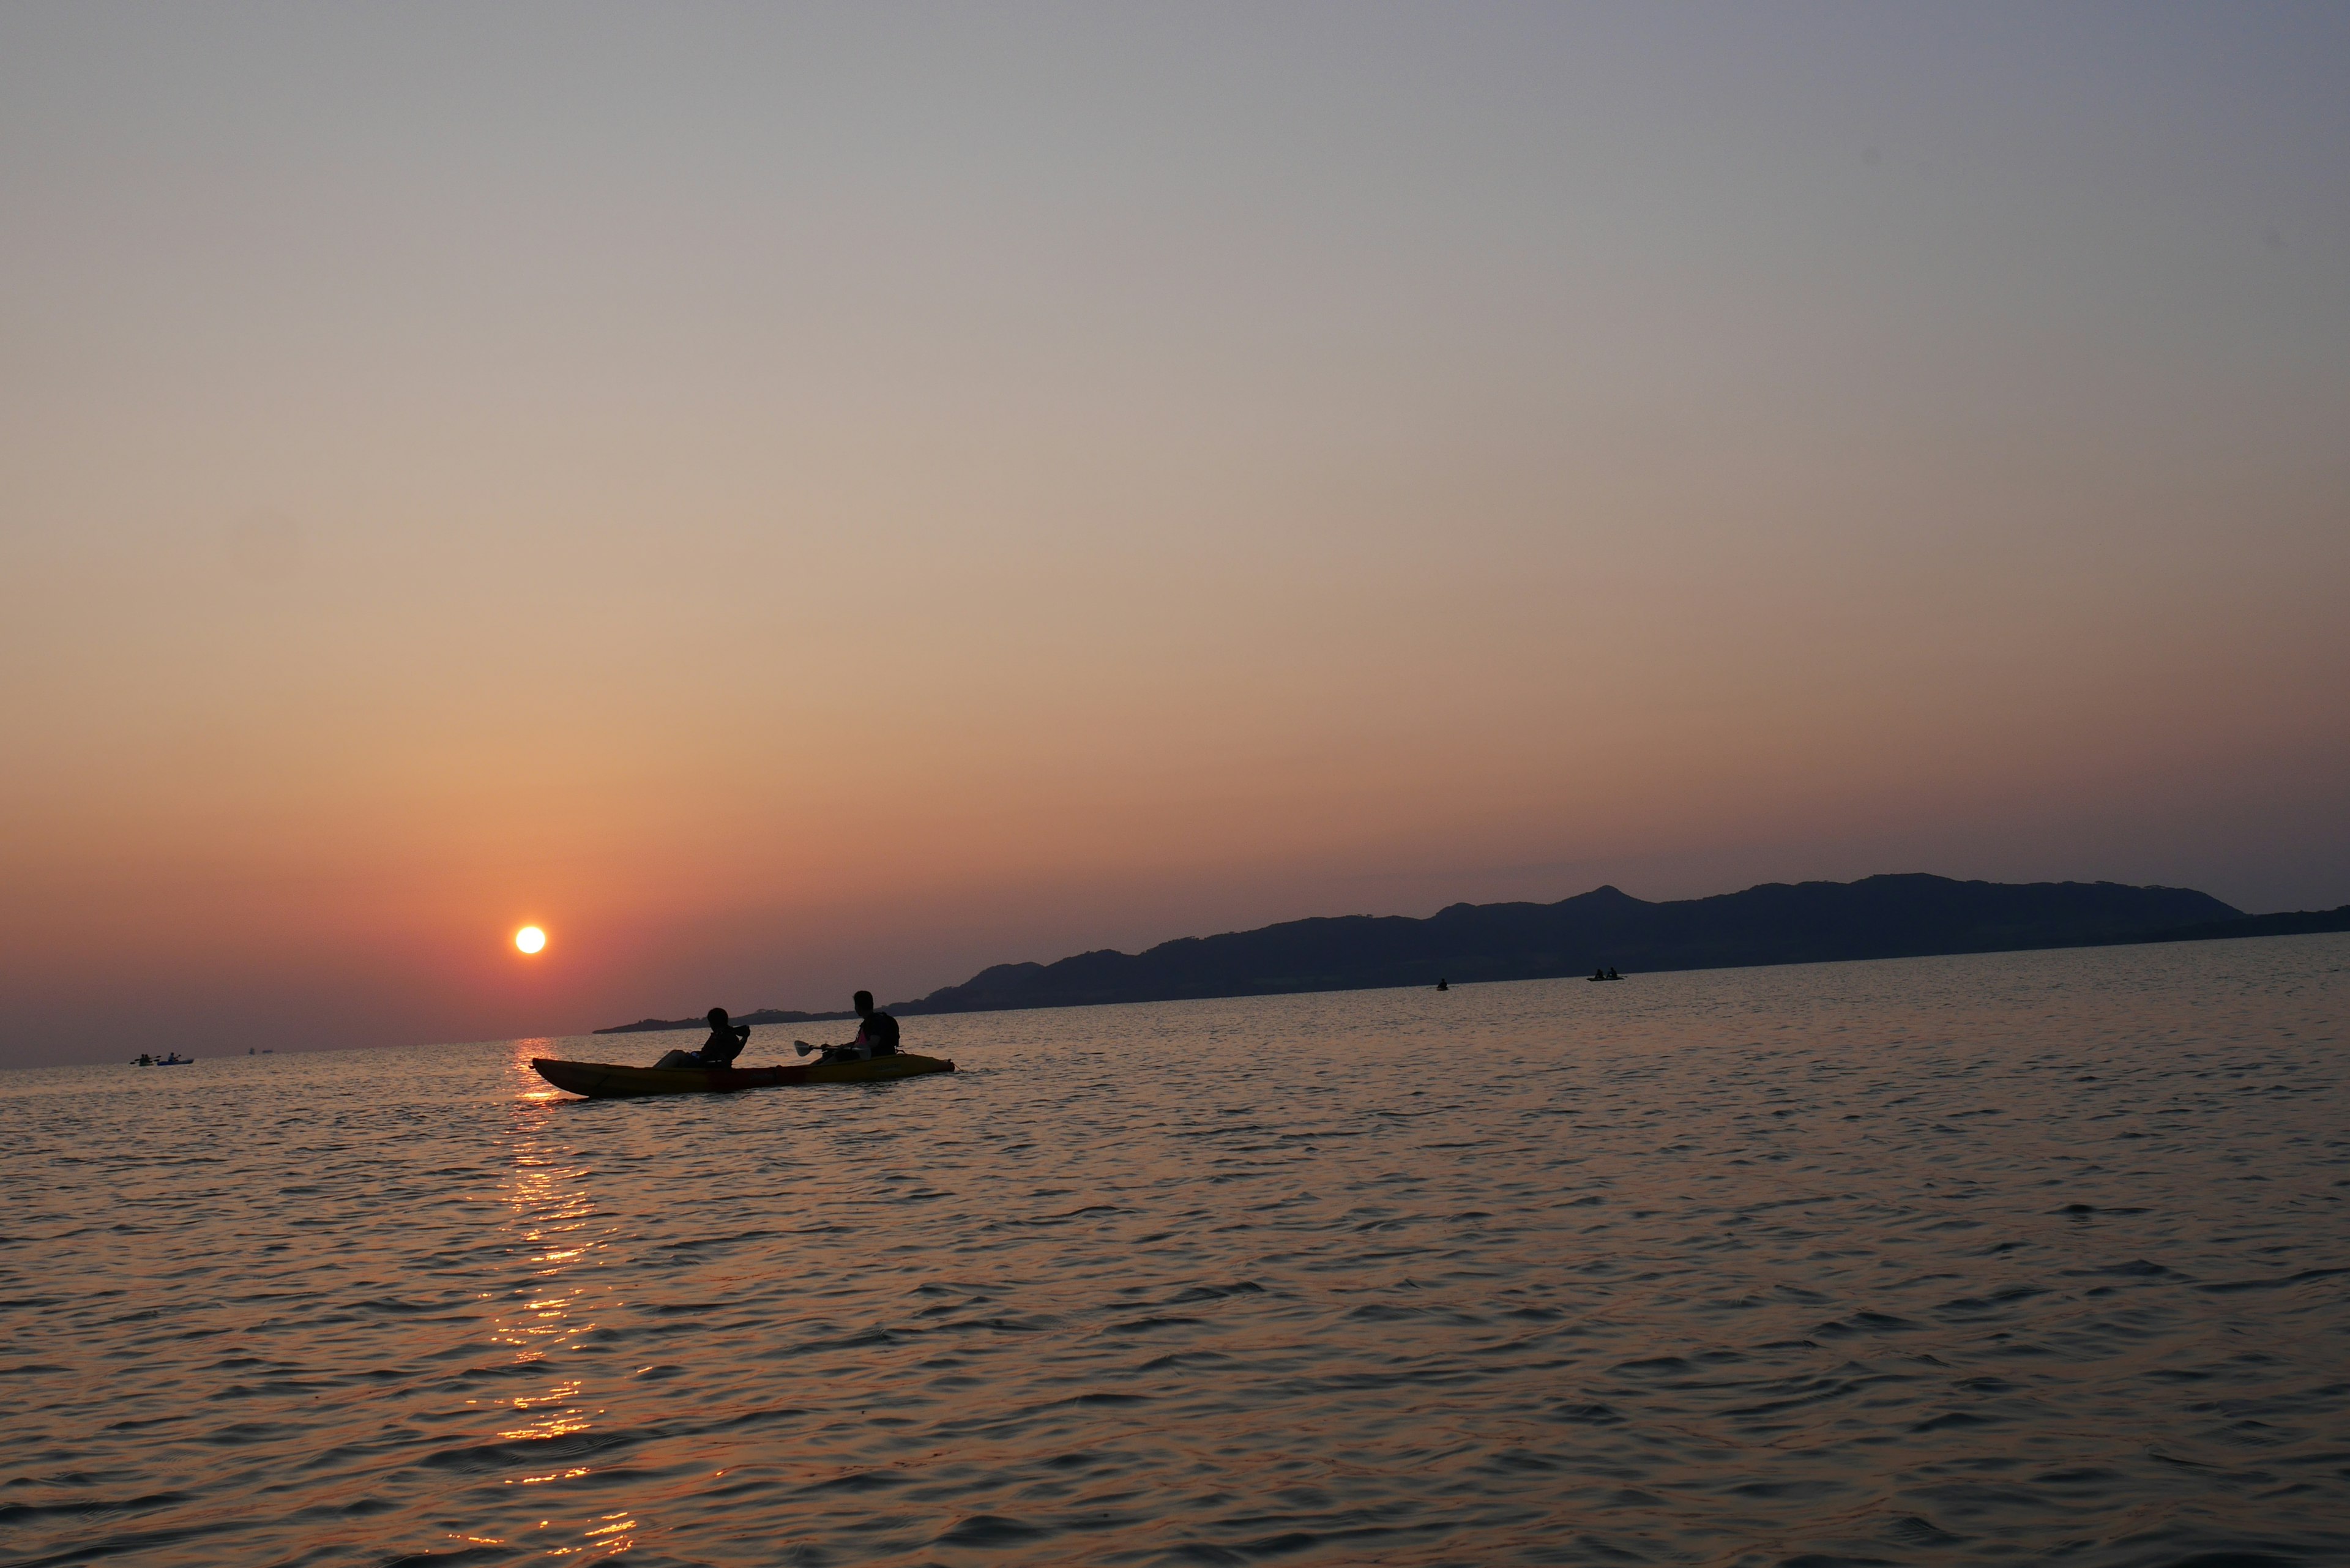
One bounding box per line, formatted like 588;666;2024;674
599;874;2350;1032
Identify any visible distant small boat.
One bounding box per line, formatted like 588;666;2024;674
532;1053;955;1100
132;1053;195;1066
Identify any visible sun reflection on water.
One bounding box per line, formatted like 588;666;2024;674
515;1036;569;1104
507;1466;591;1487
480;1043;642;1559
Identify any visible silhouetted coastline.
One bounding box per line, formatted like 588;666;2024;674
2129;905;2350;946
597;875;2350;1032
881;873;2262;1016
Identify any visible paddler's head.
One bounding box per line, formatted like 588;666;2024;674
707;1007;729;1028
853;990;874;1018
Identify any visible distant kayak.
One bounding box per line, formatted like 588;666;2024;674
531;1053;955;1100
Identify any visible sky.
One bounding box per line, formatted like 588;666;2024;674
3;3;2346;1066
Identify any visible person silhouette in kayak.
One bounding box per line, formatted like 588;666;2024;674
699;1007;750;1066
654;1007;749;1070
852;992;900;1056
801;991;900;1062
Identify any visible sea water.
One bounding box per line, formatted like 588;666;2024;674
4;935;2346;1567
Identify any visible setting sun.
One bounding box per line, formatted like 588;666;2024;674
515;926;546;955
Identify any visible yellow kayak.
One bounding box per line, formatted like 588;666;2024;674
531;1053;955;1099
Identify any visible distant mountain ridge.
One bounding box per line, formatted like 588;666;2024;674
886;874;2250;1015
597;875;2350;1034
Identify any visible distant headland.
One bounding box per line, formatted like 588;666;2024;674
600;873;2350;1032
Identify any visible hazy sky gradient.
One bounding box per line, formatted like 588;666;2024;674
4;4;2346;1064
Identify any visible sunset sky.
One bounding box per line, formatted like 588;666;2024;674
4;4;2346;1066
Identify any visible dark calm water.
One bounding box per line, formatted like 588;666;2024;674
5;935;2346;1567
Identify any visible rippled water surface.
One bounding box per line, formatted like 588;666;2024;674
6;935;2348;1567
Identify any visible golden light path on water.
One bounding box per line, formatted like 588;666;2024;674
2;937;2347;1565
482;1047;634;1558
